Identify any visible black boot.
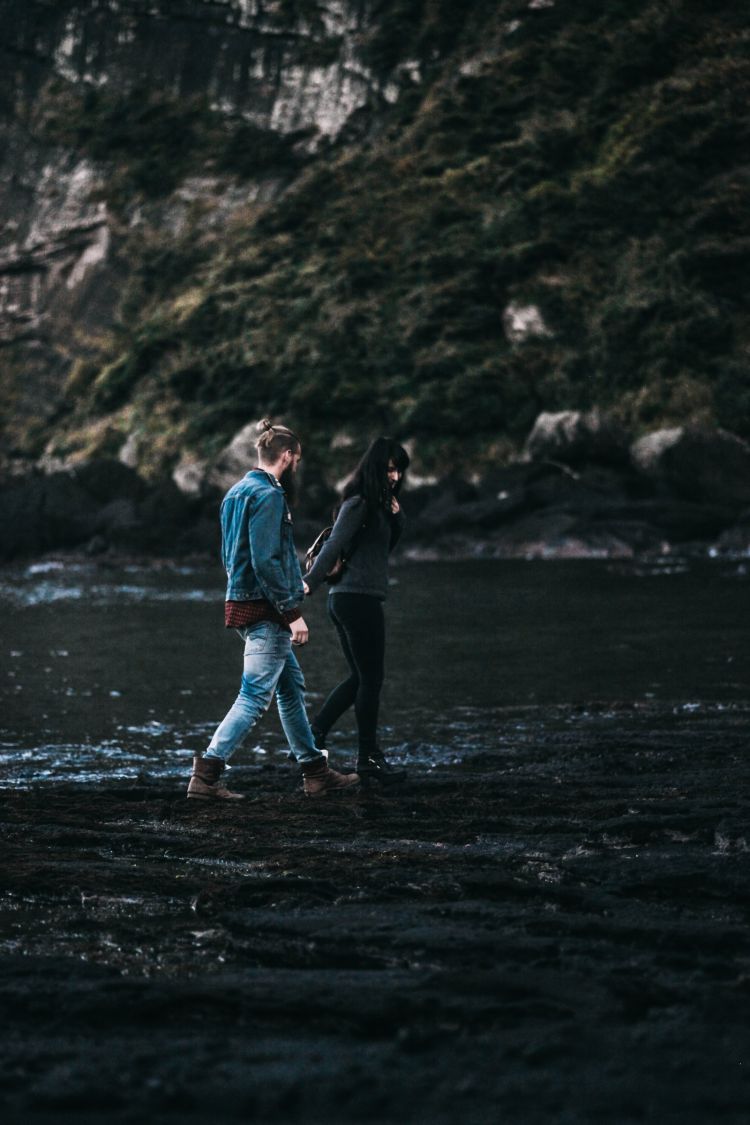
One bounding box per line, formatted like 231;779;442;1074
356;747;407;785
310;725;327;752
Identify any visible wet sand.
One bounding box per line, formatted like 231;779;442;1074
2;707;749;1124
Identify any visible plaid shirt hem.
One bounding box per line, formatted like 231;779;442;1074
224;599;301;630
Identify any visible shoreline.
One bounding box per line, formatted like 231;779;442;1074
1;539;749;574
3;438;750;565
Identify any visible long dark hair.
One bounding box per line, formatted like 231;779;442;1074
338;437;410;519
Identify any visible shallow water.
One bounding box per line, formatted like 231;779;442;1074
1;556;749;786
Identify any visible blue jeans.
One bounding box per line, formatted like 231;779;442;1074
204;622;323;765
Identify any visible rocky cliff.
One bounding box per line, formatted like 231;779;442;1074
0;0;391;460
1;1;748;537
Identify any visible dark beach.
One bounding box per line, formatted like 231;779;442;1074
3;0;750;1116
1;557;749;1122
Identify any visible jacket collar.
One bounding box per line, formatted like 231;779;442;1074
247;467;283;490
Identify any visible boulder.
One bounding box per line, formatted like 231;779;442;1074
713;507;750;555
406;477;481;528
629;427;683;474
630;427;750;509
173;454;209;497
71;459;146;504
487;509;646;559
0;460;204;559
522;463;628;512
208;422;262;493
0;470;98;559
523;410;630;467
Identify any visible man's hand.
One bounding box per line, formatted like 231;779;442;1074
390;497;401;514
302;581;310;595
290;617;309;646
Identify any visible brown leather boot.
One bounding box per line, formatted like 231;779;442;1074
186;755;245;800
301;756;360;797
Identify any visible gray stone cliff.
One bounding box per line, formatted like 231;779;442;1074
0;0;396;451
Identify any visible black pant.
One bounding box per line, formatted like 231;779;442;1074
313;593;385;755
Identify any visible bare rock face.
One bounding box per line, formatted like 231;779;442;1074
0;155;109;341
502;302;551;343
631;427;750;510
0;0;396;456
523;409;630;468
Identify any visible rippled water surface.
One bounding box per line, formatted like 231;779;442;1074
1;556;749;786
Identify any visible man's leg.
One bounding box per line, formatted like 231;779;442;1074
275;645;361;797
188;623;285;799
275;647;330;764
189;623;360;798
205;623;286;761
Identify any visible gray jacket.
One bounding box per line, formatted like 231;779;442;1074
305;496;404;600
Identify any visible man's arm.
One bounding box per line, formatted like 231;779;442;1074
289;616;309;645
249;489;303;613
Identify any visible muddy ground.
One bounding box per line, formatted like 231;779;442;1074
1;714;749;1124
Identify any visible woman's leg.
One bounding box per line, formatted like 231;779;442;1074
325;594;385;757
311;599;360;742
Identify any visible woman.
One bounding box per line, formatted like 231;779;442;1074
303;437;410;783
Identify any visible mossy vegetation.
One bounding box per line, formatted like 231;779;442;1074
30;0;750;477
33;80;311;208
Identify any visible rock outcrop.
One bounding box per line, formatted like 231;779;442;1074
523;410;630;468
4;417;750;561
206;421;264;494
0;2;747;524
0;0;395;457
401;417;750;561
630;427;750;510
0;459;214;558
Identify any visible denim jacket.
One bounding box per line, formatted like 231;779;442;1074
220;469;304;613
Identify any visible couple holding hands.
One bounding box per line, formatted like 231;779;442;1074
187;419;410;800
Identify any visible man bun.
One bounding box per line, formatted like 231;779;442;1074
255;418;300;462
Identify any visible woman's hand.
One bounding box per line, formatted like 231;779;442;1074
302;581;310;595
390;497;400;515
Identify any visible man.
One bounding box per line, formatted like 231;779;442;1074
187;418;360;800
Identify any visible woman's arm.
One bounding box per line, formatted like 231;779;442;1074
305;497;366;594
389;500;405;552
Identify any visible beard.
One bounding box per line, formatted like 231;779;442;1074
279;464;298;507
